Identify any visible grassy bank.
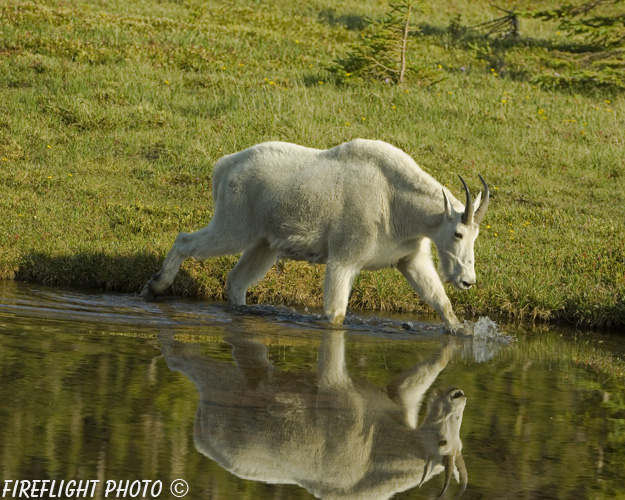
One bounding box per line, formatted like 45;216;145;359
1;0;623;329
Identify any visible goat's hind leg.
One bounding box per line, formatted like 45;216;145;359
141;224;243;299
226;240;278;306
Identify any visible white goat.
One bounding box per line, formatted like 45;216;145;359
141;139;489;329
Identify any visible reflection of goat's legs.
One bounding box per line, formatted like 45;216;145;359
142;222;246;298
386;345;455;429
323;262;358;325
227;241;278;306
228;336;274;389
318;330;350;388
159;331;221;385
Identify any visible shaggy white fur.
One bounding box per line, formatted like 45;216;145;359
142;139;489;329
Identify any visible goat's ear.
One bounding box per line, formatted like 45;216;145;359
472;192;482;214
442;189;453;219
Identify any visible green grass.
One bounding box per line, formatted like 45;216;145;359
1;0;624;329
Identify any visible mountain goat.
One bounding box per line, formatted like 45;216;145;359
160;330;468;499
141;139;489;330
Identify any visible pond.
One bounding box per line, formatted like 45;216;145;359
0;280;624;500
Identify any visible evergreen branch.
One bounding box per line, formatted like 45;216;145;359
368;56;401;75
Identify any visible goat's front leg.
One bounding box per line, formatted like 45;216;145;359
397;243;462;331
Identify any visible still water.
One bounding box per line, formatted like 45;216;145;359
0;281;624;500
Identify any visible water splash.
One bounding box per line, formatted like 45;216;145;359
456;317;515;363
462;316;515;343
473;316;503;338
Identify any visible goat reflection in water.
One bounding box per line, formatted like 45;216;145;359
161;331;468;500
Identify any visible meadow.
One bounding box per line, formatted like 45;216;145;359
1;0;623;329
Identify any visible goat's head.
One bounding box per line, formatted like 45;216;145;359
435;175;489;292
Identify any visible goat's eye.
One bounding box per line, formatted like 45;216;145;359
439;440;447;447
454;232;463;239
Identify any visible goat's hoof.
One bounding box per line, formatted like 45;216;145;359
326;314;346;329
140;280;159;301
445;322;473;336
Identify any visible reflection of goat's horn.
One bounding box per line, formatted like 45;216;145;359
455;454;468;499
419;458;432;487
473;174;490;225
437;454;454;500
459;175;473;225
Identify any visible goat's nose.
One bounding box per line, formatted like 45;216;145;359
462;280;475;289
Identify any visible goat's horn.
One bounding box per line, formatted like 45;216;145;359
473;174;490;225
455;454;468;499
459;175;473;225
437;454;455;500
